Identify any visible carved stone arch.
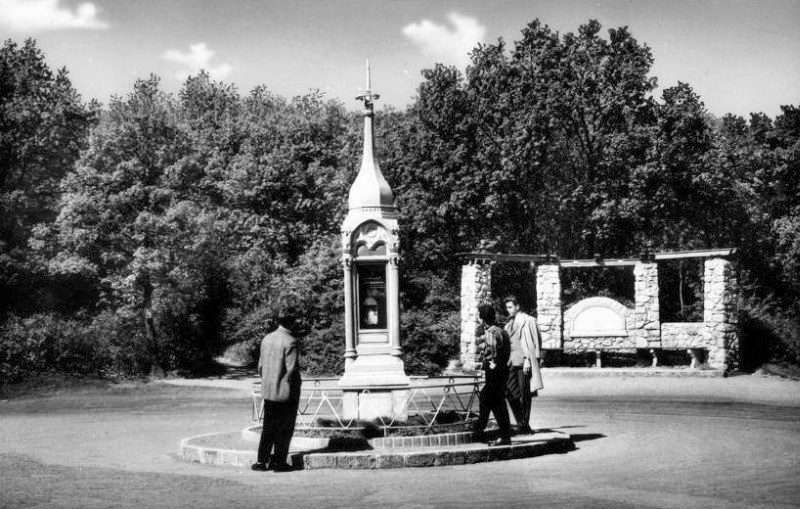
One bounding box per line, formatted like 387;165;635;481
564;297;631;338
351;220;390;257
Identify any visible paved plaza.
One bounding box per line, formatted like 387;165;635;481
1;372;799;508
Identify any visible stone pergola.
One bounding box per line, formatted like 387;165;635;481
460;249;738;372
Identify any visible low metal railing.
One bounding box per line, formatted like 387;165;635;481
252;376;484;434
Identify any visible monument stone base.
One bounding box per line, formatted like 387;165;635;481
340;388;409;421
338;354;410;421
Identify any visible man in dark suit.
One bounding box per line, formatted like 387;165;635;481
252;306;302;472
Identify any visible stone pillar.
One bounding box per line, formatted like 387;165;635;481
460;260;491;370
632;262;660;348
535;263;562;349
387;254;402;358
342;255;356;369
703;258;738;371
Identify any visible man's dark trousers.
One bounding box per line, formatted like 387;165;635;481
257;398;300;466
506;366;531;429
476;368;512;439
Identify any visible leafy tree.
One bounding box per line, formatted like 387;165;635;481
35;76;218;373
0;39;96;316
392;19;660;278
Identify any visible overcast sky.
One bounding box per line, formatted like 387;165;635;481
1;0;798;118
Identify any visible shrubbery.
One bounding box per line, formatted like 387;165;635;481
401;309;460;376
738;296;800;371
401;274;462;375
0;311;146;384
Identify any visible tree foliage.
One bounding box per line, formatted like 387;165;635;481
0;39;96;317
2;20;799;382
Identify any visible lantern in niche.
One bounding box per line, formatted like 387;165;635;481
353;222;389;332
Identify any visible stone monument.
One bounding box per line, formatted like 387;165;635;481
338;60;410;421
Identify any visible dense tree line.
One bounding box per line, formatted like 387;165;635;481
1;20;798;384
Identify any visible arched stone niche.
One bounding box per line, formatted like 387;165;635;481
348;221;395;335
351;221;390;258
564;297;631;338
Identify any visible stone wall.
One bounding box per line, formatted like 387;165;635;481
704;258;738;370
536;263;562;349
630;262;660;348
562;336;636;352
661;322;705;349
459;261;491;370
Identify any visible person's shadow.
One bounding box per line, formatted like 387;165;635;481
536;426;606;446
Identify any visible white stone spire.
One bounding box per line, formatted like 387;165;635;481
348;59;395;212
339;60;409;418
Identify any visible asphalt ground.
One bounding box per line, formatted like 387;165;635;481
1;374;798;509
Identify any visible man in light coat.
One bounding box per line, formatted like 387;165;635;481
504;295;544;434
252;307;302;472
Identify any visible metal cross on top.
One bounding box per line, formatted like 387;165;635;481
355;59;380;111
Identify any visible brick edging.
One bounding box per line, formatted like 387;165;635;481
368;429;498;448
180;432;257;467
179;431;573;470
304;434;573;469
243;425;497;450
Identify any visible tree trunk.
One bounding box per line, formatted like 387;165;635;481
141;278;165;378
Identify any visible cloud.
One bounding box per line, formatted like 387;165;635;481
0;0;109;31
402;13;486;68
162;42;232;81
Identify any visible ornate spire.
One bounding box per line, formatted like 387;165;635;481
348;59;395;212
355;58;380;113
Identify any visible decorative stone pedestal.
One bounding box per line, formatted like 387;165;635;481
340;387;409;421
338;300;410;420
338;351;409;421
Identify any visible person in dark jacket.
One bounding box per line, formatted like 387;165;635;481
252;306;302;472
473;304;513;446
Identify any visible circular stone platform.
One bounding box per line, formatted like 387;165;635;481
179;428;574;470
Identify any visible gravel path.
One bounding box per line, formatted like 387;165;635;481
161;369;800;406
1;374;798;508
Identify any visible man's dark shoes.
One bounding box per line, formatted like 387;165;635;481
488;437;511;447
251;462;269;472
271;463;294;472
517;425;532;434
